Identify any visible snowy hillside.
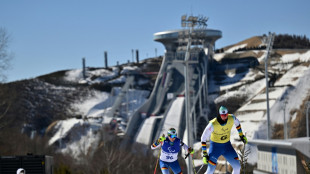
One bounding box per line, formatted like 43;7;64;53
62;54;310;170
1;35;309;172
45;64;155;159
43;38;310;163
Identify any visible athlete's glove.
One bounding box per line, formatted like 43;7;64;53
202;152;209;164
240;135;248;144
157;134;166;143
188;147;194;154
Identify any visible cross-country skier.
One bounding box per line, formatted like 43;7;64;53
201;106;248;174
151;127;194;174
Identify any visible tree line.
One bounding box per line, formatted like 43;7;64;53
215;34;310;53
273;34;310;49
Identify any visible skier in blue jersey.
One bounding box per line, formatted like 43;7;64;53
201;106;248;174
151;128;194;174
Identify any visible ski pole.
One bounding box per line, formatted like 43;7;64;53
184;152;197;174
243;142;246;174
154;147;161;174
185;152;190;159
154;134;164;174
242;132;247;174
196;164;205;174
191;154;197;174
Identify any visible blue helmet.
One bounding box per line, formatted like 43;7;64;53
167;128;177;138
219;106;228;115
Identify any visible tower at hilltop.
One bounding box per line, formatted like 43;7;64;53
152;22;222;174
125;18;222;163
154;28;222;53
154;28;222;71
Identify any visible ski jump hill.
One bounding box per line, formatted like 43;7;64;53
125;28;222;145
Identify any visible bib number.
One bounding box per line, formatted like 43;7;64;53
220;135;228;140
166;156;173;160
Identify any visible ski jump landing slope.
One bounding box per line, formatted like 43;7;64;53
157;96;185;139
125;56;186;144
135;96;185;145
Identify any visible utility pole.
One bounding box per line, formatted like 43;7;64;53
264;32;275;140
104;51;108;68
131;49;134;62
136;49;139;63
82;57;86;79
283;99;288;139
306;101;310;137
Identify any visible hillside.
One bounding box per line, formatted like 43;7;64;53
1;34;310;173
211;47;310;139
0;58;161;149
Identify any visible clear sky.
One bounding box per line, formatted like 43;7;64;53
1;0;309;82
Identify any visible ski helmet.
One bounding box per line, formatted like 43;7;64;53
167;128;177;138
219;106;228;115
17;168;25;174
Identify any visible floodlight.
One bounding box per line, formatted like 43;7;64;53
181;15;188;27
188;16;193;21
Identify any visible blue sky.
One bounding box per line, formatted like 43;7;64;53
1;0;309;82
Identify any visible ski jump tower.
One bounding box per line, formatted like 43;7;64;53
154;16;221;173
153;18;222;110
125;16;222;157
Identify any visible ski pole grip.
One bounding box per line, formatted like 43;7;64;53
185;152;190;159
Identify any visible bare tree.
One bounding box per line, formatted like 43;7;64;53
0;27;13;82
0;27;13;130
0;102;11;129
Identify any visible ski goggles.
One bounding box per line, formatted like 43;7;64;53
168;129;177;138
220;113;228;116
168;134;177;138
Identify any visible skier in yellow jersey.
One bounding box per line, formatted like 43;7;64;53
201;106;248;174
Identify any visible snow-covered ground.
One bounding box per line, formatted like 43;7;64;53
203;49;310;167
225;44;248;53
234;51;310;141
229;50;310;166
48;49;310;167
49;67;150;159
